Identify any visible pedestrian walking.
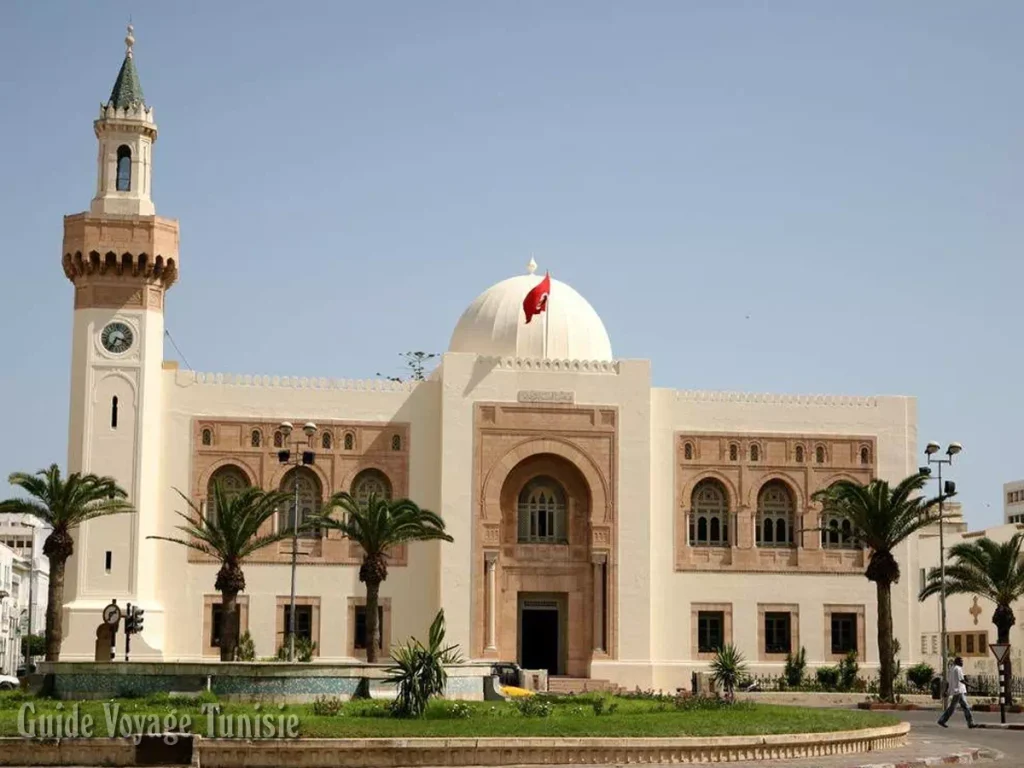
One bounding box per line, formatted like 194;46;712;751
938;656;975;728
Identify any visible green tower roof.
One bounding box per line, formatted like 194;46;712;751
107;25;145;110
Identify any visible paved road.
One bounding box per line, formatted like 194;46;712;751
896;709;1023;763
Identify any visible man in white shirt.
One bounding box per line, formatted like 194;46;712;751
938;656;975;728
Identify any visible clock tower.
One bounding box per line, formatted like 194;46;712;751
60;25;177;658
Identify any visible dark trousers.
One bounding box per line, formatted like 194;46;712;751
939;693;975;726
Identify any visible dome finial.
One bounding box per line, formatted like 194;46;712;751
125;21;135;58
527;255;538;275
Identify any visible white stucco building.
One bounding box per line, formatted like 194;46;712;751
0;514;49;638
1004;480;1024;524
918;516;1024;678
0;543;31;676
56;28;938;690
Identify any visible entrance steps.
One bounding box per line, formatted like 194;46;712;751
547;676;621;695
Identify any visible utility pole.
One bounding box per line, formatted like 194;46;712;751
24;566;32;671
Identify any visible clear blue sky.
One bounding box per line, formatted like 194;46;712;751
1;1;1020;527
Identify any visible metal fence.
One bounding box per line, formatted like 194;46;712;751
964;674;1024;698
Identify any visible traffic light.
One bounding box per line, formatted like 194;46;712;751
125;604;145;635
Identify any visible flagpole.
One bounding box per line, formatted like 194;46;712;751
542;301;548;360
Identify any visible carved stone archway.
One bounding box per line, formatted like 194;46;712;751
474;405;618;677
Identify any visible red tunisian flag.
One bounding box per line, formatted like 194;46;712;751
523;272;551;324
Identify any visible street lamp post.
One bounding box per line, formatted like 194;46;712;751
922;440;962;710
278;420;317;663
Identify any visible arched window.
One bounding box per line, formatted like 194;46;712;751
756;481;795;548
391;434;402;451
344;432;354;451
750;444;760;462
273;431;283;448
822;515;858;550
116;145;132;191
688;480;729;547
351;469;392;509
795;445;804;463
517;477;567;544
206;465;249;525
815;445;826;464
860;446;870;465
322;432;332;450
279;467;322;538
251;430;261;448
202;428;212;446
111;396;118;429
683;442;693;461
729;444;738;461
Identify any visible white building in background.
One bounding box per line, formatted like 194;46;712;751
45;27;985;692
0;543;30;676
0;514;48;638
918;514;1024;677
1003;480;1024;524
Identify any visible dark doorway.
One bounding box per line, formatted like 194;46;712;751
520;607;559;675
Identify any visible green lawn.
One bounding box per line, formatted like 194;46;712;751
0;691;898;739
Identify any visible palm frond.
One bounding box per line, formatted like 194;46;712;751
0;464;133;532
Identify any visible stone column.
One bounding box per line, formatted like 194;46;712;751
592;553;607;653
484;551;498;651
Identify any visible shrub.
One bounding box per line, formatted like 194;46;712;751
146;690;218;708
590;697;617;716
784;646;807;687
816;666;840;689
513;696;553;717
710;644;749;702
907;663;935;690
235;631;256;662
674;695;750;712
838;651;859;691
312;695;345;717
386;609;463;718
276;635;317;662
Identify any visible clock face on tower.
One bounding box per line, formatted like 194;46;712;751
101;321;134;354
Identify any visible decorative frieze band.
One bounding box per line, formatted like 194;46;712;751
517;390;574;404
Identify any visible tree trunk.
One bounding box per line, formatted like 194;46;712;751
876;580;894;702
220;589;240;662
45;555;66;662
365;578;381;663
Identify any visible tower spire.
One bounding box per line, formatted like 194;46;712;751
108;22;145;110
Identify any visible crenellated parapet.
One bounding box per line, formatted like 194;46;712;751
484;356;621;374
673;389;879;407
181;371;419;392
62;213;179;308
98;102;155;123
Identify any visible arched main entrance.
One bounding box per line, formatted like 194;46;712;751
477;446;613;678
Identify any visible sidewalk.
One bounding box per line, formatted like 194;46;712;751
682;733;1001;768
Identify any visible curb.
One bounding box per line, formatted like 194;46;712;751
850;747;1002;767
973;722;1024;730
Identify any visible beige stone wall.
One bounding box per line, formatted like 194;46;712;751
643;389;919;691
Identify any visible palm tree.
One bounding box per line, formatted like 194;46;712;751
710;644;748;702
314;493;453;663
812;472;947;702
0;465;134;661
920;533;1024;645
148;483;292;661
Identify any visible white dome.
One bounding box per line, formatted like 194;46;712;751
449;268;613;361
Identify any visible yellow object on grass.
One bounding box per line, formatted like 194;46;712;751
502;686;535;697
